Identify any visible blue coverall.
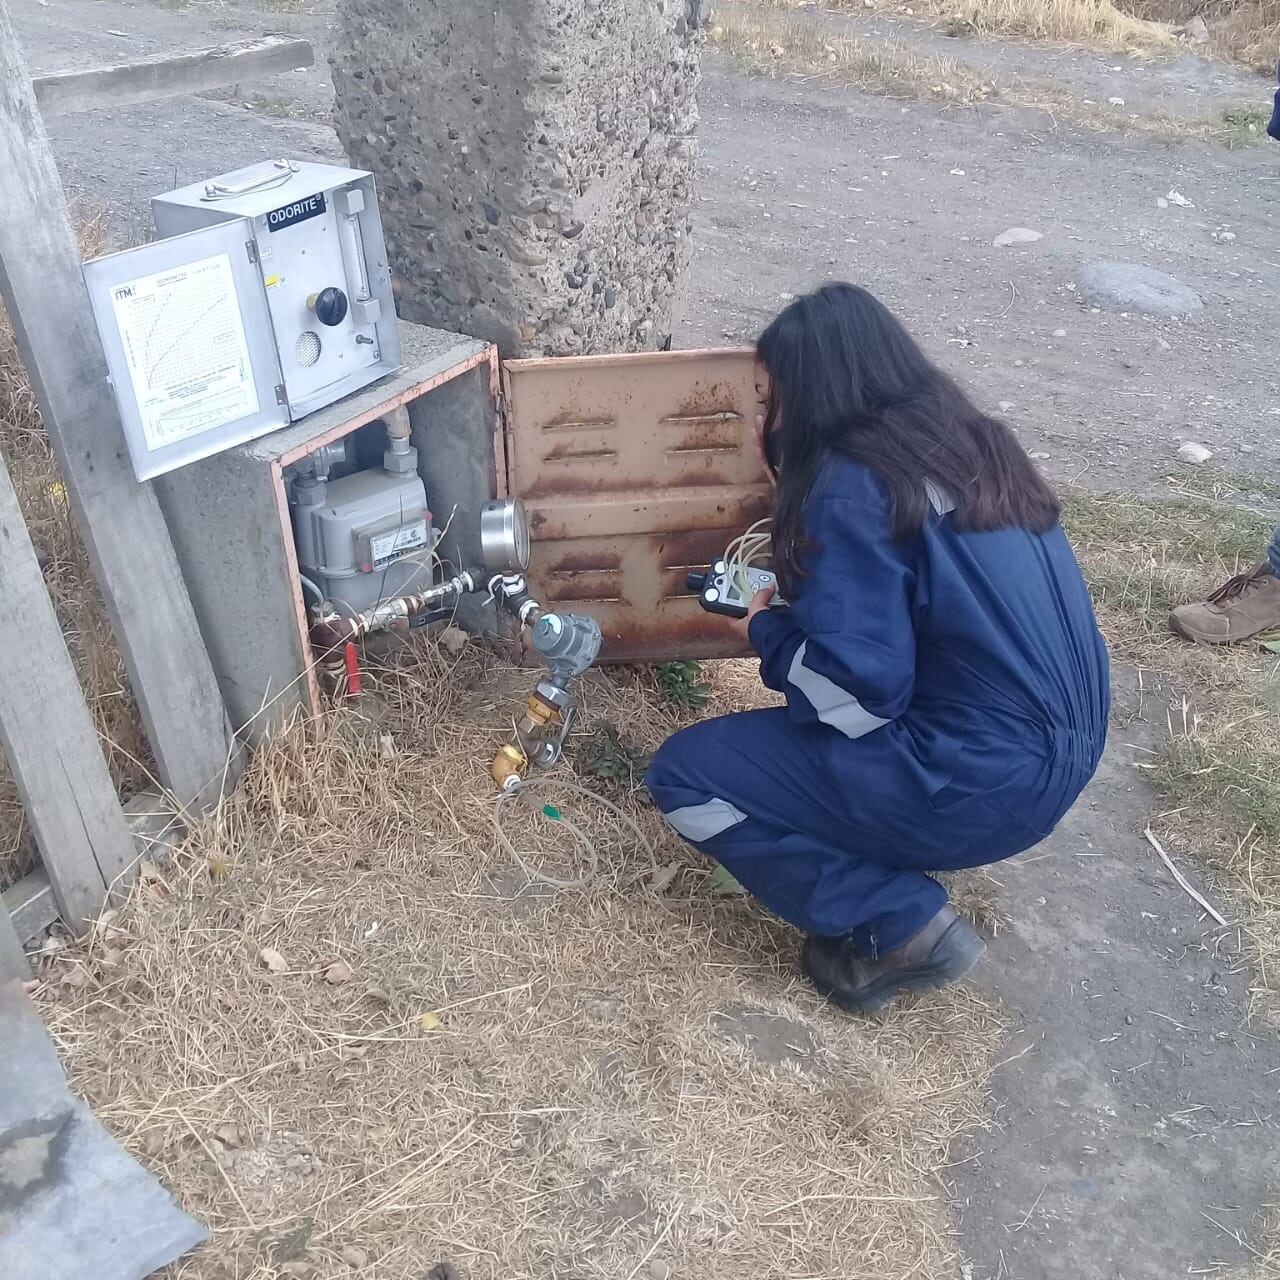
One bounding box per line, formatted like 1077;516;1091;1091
646;456;1110;956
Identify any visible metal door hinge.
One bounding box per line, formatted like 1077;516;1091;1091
246;240;259;265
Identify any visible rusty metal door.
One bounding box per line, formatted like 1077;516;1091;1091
501;349;770;663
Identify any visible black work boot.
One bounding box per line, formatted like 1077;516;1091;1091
801;905;986;1014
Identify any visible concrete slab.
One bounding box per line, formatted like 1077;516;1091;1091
0;981;208;1280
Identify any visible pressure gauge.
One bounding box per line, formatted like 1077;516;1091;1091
480;498;532;574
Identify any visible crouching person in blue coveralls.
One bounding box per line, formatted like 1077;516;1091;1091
646;283;1111;1014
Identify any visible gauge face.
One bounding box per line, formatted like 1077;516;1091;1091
480;498;531;573
510;498;531;571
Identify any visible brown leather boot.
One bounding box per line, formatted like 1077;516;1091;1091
1169;564;1280;645
801;905;987;1015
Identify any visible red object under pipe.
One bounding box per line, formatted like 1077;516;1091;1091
343;642;362;698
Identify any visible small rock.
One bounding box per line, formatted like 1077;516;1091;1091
998;400;1016;412
993;226;1042;248
341;1245;369;1268
213;1122;245;1149
950;168;966;176
1108;96;1125;107
1029;450;1051;461
1185;14;1209;42
1177;441;1213;465
1125;1014;1135;1025
438;626;469;655
1165;189;1195;208
649;1263;674;1280
1155;336;1172;351
1157;197;1169;209
1077;262;1202;316
1052;328;1067;338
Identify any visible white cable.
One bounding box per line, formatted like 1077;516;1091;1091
724;517;773;597
724;518;771;586
390;550;437;595
492;776;660;890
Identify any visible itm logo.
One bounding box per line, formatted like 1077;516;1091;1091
114;285;135;300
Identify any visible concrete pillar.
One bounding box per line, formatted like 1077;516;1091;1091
331;0;706;357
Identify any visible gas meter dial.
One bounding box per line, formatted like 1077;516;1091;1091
480;498;532;574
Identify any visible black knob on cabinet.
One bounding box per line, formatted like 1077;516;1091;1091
308;287;349;327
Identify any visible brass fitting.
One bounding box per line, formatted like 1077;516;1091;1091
491;743;528;791
523;691;558;728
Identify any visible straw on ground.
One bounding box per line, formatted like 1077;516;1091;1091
35;644;1007;1279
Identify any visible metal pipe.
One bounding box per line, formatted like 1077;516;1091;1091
310;569;479;651
384;405;412;442
381;405;415;472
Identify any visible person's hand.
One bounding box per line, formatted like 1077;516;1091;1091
730;584;776;641
754;416;777;491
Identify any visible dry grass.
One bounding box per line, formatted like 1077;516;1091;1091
767;0;1276;75
1127;0;1280;71
708;3;1244;141
742;0;1175;52
1206;0;1280;71
711;3;1005;104
0;214;152;890
33;638;1006;1279
872;0;1173;50
1063;476;1280;1025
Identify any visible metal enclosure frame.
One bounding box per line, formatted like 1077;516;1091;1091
155;324;503;743
155;332;768;745
502;347;768;664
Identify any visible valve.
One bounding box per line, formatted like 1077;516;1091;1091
529;611;602;689
308;286;349;327
487;606;602;789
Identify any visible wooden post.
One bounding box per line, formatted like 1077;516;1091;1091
0;454;137;935
0;2;242;812
0;900;28;981
32;36;315;118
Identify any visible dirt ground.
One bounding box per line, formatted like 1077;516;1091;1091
13;0;1280;1276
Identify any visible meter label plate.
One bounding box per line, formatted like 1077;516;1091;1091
369;520;429;571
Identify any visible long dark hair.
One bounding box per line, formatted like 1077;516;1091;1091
756;283;1060;592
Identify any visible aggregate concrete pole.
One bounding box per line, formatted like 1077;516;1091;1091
331;0;707;358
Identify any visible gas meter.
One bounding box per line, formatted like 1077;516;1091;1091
83;159;400;480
